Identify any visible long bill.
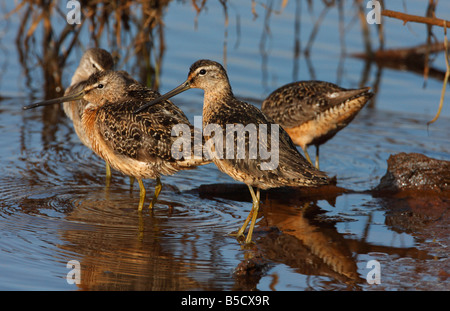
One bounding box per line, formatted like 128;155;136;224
23;90;86;110
134;80;191;114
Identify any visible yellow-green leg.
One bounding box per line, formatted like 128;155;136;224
315;145;320;169
245;186;260;244
129;176;135;188
149;177;162;210
236;203;255;240
137;179;146;212
302;146;313;166
105;162;135;189
236;185;261;244
105;162;112;187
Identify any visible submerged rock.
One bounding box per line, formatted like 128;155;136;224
374;152;450;233
375;152;450;193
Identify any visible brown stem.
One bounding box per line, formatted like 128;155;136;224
382;9;450;28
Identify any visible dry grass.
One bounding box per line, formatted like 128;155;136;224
8;0;170;98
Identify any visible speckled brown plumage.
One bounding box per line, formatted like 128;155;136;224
62;48;116;183
203;92;329;190
78;71;202;178
262;80;373;168
24;70;207;211
63;48;114;148
188;60;329;189
135;59;331;244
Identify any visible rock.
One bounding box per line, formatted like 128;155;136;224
374;153;450;233
375;152;450;193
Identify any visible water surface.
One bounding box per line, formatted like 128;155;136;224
0;0;449;291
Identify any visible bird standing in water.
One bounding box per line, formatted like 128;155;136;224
63;48;118;184
135;60;331;244
262;81;373;169
24;70;206;211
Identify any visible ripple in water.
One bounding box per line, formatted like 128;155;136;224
1;95;449;290
0;154;247;290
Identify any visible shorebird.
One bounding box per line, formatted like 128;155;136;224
262;81;373;169
24;70;206;211
63;48;117;184
135;59;331;244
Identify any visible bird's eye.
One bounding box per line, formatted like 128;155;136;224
199;69;206;75
97;84;104;89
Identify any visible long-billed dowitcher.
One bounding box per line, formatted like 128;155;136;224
262;81;373;169
135;59;331;244
24;70;206;211
63;48;116;184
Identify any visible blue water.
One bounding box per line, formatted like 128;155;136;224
0;0;449;291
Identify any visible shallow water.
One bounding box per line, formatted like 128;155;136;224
0;0;449;291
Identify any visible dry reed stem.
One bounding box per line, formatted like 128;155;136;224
382;9;450;28
428;25;449;125
382;8;449;124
